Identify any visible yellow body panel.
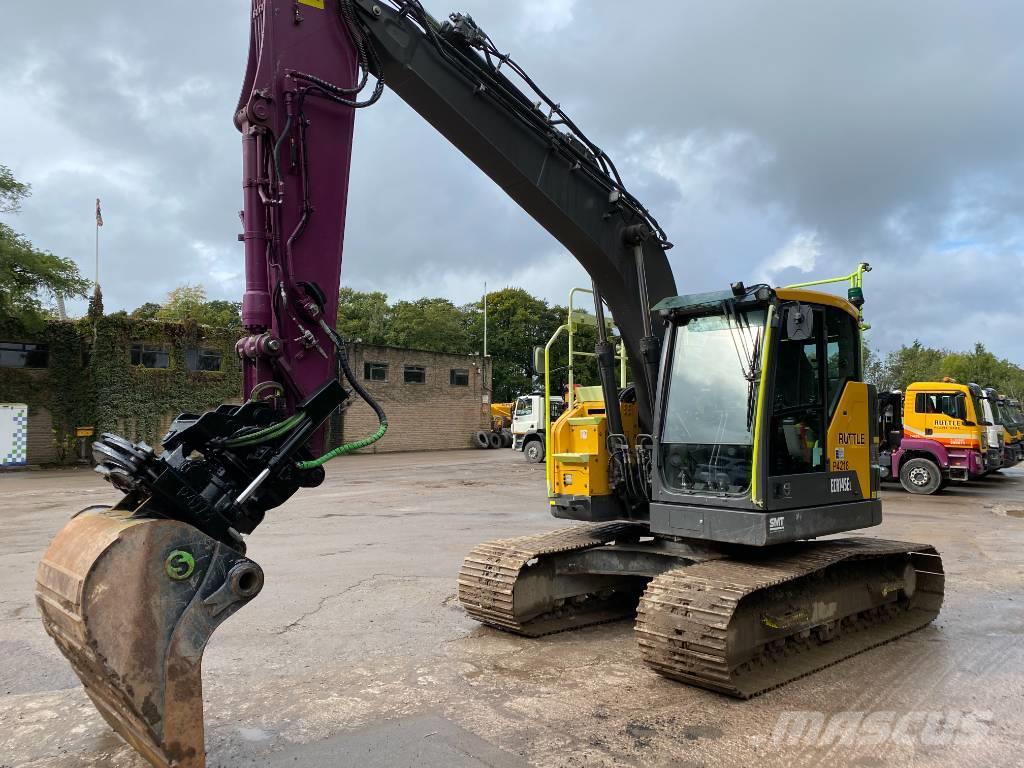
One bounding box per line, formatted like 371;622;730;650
550;399;638;497
826;382;874;499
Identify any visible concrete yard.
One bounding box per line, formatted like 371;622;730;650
1;450;1022;767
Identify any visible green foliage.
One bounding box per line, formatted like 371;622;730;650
89;315;240;444
387;297;470;353
336;287;389;344
0;165;90;330
132;284;242;329
464;287;564;401
198;299;242;330
865;340;1024;399
130;302;162;320
0;164;30;213
87;286;104;322
335;286;597;402
0;314;242;464
0;317;92;463
942;343;1024;399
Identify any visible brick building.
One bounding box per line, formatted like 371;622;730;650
337;343;493;452
1;320;493;465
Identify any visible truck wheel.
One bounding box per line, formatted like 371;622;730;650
474;431;490;449
501;430;513;448
487;431;503;449
524;439;544;463
899;457;942;495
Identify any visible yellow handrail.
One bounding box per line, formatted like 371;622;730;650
544;324;568;495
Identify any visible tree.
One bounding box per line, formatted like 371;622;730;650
195;299;242;330
386;297;470;353
879;341;945;391
156;284;208;322
130;302;162;320
134;286;241;329
941;343;1024;399
466;287;563;401
0;165;30;214
862;343;894;392
0;164;90;328
336;287;389;344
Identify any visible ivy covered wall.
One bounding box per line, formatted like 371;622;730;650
0;316;242;463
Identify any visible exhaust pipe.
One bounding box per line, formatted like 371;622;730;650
36;507;263;768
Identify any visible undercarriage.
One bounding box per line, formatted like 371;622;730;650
459;523;944;697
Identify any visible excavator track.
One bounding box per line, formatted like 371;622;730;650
458;522;650;636
635;537;945;698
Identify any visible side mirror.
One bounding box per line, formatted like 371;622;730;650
532;346;545;376
786;303;814;341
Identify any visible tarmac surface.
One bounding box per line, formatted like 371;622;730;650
1;449;1022;767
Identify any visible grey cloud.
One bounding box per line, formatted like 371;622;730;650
1;1;1021;361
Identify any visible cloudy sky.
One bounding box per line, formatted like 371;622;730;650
1;1;1021;360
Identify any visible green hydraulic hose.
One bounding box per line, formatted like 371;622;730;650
295;422;387;470
292;318;389;471
224;414;303;447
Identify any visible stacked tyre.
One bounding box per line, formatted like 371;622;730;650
474;430;512;449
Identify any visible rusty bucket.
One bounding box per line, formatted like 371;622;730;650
35;507;263;768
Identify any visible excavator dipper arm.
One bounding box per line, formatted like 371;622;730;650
37;2;676;766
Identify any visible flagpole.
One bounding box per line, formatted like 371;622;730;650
483;281;488;357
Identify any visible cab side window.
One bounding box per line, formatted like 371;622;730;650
770;306;826;475
825;308;859;416
915;393;960;419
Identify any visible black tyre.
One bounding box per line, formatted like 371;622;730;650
501;430;513;448
524;438;544;463
487;431;503;449
474;431;490;449
899;457;942;495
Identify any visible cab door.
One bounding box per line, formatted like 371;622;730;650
763;303;865;510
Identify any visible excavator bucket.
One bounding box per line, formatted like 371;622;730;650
35;507;264;768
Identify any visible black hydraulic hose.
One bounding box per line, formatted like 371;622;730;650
322;322;388;431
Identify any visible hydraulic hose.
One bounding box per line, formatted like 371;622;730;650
224;413;303;447
296;320;388;469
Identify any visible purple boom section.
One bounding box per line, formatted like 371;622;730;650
236;0;359;422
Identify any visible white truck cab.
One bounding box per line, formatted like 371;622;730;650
511;393;564;463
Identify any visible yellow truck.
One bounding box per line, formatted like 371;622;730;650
878;379;995;493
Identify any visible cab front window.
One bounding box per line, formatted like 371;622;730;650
660;309;766;495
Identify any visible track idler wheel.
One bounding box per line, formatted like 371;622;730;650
35;507;263;768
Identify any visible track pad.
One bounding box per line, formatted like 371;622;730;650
35;508;263;768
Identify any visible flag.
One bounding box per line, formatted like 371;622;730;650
95;198;103;227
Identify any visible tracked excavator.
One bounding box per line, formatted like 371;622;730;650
34;2;945;766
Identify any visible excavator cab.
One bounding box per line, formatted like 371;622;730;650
549;284;881;545
648;286;881;545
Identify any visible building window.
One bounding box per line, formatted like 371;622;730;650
404;365;426;384
130;343;170;369
186;348;223;372
450;368;470;386
0;342;49;369
364;362;388;381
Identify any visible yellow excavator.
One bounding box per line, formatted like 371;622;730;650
35;2;944;766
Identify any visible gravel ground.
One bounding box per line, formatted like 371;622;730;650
1;450;1021;767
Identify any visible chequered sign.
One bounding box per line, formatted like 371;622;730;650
1;404;29;468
